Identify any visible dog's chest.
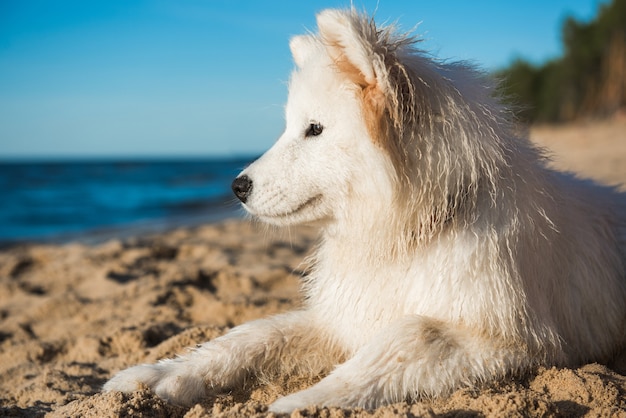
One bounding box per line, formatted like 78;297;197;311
305;234;490;352
307;262;421;351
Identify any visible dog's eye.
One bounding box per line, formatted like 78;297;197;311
305;123;324;137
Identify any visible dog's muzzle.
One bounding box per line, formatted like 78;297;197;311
232;175;253;203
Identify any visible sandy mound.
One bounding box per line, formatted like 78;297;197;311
1;117;625;417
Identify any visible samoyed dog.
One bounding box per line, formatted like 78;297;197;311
105;9;626;413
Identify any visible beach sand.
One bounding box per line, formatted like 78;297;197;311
1;117;626;417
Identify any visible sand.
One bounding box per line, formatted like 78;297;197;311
1;117;626;417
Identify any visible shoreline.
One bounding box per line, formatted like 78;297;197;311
0;156;254;249
0;209;245;249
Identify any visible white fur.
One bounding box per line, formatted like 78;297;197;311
104;9;626;413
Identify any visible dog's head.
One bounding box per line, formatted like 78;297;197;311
233;9;507;236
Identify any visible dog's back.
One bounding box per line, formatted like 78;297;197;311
534;172;626;363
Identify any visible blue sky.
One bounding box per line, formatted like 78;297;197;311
0;0;607;159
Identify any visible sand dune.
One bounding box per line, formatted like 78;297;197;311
1;117;625;417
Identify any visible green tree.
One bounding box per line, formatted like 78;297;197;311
498;0;626;123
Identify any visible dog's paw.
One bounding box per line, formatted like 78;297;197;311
269;393;314;414
269;372;378;413
268;385;343;414
103;364;161;393
103;362;206;406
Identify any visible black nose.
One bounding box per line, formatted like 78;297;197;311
231;175;253;203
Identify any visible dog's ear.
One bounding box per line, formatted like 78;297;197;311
290;35;318;68
316;9;393;151
316;9;381;89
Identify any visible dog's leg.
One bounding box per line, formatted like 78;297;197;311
269;315;531;413
103;310;331;406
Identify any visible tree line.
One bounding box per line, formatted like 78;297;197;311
497;0;626;123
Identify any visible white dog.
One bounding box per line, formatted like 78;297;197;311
104;9;626;413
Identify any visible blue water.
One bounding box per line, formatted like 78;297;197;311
0;157;255;244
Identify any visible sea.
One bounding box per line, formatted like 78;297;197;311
0;157;256;246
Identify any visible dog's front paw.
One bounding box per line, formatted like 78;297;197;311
269;373;379;413
269;392;314;414
269;385;343;414
103;362;206;406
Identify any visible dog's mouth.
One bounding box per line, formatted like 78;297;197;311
252;194;324;220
